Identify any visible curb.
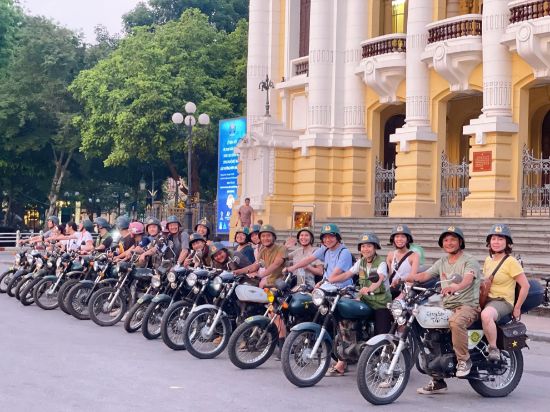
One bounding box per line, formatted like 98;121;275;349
529;332;550;344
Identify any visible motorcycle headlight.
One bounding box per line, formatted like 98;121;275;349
94;261;99;271
390;300;405;318
211;276;223;292
151;274;161;288
35;258;43;269
167;272;176;283
15;254;21;265
186;273;197;287
47;260;53;268
56;257;62;268
312;289;325;306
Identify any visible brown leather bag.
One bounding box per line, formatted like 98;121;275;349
479;255;509;308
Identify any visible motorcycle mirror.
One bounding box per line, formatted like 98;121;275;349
368;270;380;283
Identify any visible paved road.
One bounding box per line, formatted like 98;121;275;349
1;261;550;412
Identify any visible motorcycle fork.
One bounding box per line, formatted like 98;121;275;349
107;274;128;310
386;311;416;376
253;307;279;344
309;295;340;359
206;284;236;337
184;283;207;316
49;273;64;293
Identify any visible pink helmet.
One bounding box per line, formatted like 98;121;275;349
129;221;144;235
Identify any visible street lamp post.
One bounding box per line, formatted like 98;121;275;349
172;102;210;233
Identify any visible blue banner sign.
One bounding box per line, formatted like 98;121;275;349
216;117;246;234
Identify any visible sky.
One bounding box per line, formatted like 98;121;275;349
20;0;144;43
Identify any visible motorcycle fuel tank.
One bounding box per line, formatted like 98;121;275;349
337;298;374;320
235;285;269;303
416;305;453;329
288;292;316;317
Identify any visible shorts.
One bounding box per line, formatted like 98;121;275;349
485;298;513;321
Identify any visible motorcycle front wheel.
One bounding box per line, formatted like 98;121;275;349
33;278;60;310
141;301;169;340
227;320;278;370
469;349;523;397
66;283;94;320
20;276;42;306
182;306;232;359
356;340;411;405
281;329;332;388
14;276;32;301
89;287;127;327
0;269;15;293
124;300;148;333
160;300;191;351
6;272;25;297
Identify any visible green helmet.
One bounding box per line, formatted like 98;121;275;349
438;225;465;249
194;218;211;239
390;224;413;244
166;215;181;227
145;217;161;232
234;227;250;242
189;232;206;246
357;232;381;250
320;223;341;242
486;223;513;245
258;224;277;239
250;224;261;233
47;215;60;225
93;217;111;230
209;241;229;258
296;227;315;245
81;219;94;232
115;215;130;230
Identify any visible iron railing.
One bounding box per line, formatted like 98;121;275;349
522;146;550;216
374;159;396;217
510;0;550;23
440;152;470;217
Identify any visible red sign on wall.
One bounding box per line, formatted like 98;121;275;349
473;151;492;172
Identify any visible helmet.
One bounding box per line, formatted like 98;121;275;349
166;215;181;227
194;218;211;238
357;232;381;250
258;224;277;239
320;223;341;242
145;217;161;232
250;224;261;233
390;224;414;244
81;219;94;232
129;221;145;235
93;217;111;230
209;242;229;258
438;225;465;249
47;216;59;225
115;215;130;230
189;232;206;246
296;227;315;245
234;227;250;242
486;224;513;245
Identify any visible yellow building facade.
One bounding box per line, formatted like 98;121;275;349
234;0;550;230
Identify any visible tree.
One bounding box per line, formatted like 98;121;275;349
0;16;87;221
0;0;21;70
71;9;248;200
123;0;248;32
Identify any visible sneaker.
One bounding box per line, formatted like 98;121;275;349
456;359;472;377
488;347;500;362
417;379;447;394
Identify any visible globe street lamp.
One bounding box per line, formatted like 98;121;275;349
172;102;210;233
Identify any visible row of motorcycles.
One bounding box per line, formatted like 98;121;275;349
0;235;543;405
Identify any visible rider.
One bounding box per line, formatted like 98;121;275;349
286;227;323;289
234;224;287;288
163;215;189;265
194;218;211;241
115;215;134;252
386;224;419;298
209;242;250;271
137;217;162;266
93;217;113;251
20;215;60;245
78;219;95;252
481;224;530;361
116;221;147;262
408;226;481;393
249;224;262;261
183;233;211;268
234;227;255;264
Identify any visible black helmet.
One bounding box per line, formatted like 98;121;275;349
93;217;111;230
486;224;513;245
390;224;413;244
47;215;59;225
189;232;206;246
296;227;315;245
194;218;211;239
357;232;381;250
145;217;161;232
81;219;94;232
438;226;465;250
115;215;130;230
166;215;181;227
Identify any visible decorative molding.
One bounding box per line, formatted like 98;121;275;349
343;105;365;127
483;80;512;109
247;64;269;77
405;96;430;120
308;105;332;127
309;49;334;64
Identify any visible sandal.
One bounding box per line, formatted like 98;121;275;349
325;366;345;377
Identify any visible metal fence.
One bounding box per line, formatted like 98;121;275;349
440;152;470;217
374;159;396;216
522;147;550;216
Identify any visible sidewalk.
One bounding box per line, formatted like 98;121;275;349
523;313;550;343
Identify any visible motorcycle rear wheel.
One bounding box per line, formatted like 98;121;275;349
183;306;232;359
227;321;278;369
281;329;332;388
469;349;523;397
142;301;169;340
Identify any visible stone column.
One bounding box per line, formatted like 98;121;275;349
462;0;520;217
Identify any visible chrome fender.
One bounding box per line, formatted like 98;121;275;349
290;322;332;344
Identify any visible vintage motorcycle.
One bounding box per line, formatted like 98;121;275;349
355;276;540;405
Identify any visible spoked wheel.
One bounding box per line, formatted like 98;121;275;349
141;301;169;340
182;307;232;359
66;283;94;320
0;269;16;293
356;340;411;405
89;287;127;327
469;350;523;397
160;301;191;351
58;279;80;314
124;301;148;333
20;277;42;306
14;276;33;301
227;321;278;369
281;329;332;388
7;273;25;297
33;278;60;310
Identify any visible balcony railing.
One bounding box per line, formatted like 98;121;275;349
509;0;550;23
361;34;406;58
427;14;482;44
291;56;309;77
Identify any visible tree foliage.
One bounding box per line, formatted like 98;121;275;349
0;0;21;70
123;0;248;32
71;9;248;199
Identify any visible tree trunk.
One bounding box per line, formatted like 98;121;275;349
45;149;73;221
165;159;187;194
